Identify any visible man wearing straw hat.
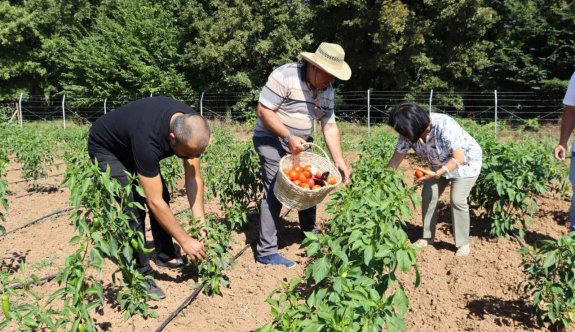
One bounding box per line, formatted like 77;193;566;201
252;42;352;268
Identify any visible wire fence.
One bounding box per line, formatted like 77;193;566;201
0;90;565;130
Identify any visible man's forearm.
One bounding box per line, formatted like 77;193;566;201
322;123;344;163
185;177;205;221
147;199;190;244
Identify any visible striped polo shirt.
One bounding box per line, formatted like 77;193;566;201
254;62;336;138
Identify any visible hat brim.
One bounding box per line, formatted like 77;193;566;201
300;52;352;81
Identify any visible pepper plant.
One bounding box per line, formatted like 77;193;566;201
202;128;261;231
0;265;63;330
60;151;158;329
471;140;566;237
160;155;184;197
520;234;575;330
185;214;233;295
258;133;420;331
14;132;55;191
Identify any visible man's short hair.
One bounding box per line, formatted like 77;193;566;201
172;113;211;149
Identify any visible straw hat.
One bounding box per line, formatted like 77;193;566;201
300;42;351;81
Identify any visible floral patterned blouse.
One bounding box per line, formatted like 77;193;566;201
395;113;482;179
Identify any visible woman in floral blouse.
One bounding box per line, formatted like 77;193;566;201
386;103;482;257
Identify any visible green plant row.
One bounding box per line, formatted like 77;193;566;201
258;133;420;331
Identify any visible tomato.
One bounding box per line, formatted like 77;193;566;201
288;170;298;181
314;170;323;179
327;176;337;185
414;170;424;178
304;164;311;171
293;180;301;186
312;184;322;190
293;165;303;173
303;170;312;179
298;173;307;183
300;183;310;190
307;178;315;188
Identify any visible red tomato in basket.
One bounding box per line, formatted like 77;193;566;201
327;176;337;185
293;165;303;173
300;183;310;190
289;170;298;181
306;178;315;188
312;185;322;190
298;173;307;183
303;170;312;179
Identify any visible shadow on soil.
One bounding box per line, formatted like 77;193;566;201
1;250;30;273
244;208;308;260
466;295;538;330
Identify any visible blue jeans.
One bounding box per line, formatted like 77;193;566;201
570;155;575;232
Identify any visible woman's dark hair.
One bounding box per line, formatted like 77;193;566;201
387;103;430;143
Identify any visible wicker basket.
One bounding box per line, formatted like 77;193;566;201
273;143;342;211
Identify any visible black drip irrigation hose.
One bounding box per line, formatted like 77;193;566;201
8;173;64;185
154;242;253;332
0;207;73;237
8;273;58;290
7;162;65;172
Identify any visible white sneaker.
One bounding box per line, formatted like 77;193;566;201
455;244;471;257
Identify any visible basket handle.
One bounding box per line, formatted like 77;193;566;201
303;142;333;164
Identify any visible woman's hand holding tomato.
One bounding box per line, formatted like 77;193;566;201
414;166;435;183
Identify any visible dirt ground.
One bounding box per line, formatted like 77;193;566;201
1;150;574;332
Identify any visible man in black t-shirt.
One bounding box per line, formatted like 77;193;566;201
88;96;210;299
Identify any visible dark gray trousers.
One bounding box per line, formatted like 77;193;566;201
88;147;176;276
253;136;316;257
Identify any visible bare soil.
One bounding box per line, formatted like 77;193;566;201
1;150;574;332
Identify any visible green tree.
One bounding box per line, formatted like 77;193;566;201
481;0;575;90
178;0;314;93
0;1;45;99
55;0;187;103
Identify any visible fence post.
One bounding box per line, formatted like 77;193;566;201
62;94;66;129
200;91;205;116
429;89;433;112
18;92;23;128
104;98;107;114
494;90;498;136
367;89;371;136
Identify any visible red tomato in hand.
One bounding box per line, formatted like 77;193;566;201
414;170;424;178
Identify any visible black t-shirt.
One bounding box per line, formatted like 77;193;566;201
88;96;196;177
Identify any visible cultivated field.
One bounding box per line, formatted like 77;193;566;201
0;120;574;332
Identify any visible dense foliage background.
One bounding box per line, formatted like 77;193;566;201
1;0;574;101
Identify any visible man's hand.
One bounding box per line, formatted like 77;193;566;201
180;237;206;262
287;135;307;155
335;160;352;184
555;144;567;161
